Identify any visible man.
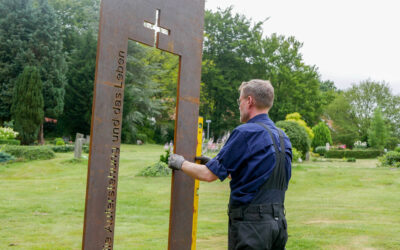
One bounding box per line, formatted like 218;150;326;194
169;79;292;249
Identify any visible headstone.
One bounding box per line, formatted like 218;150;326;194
82;0;205;249
305;151;310;161
326;142;330;151
74;133;85;159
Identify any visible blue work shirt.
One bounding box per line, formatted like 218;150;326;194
206;114;292;205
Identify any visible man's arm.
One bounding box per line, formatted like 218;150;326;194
181;161;218;182
168;154;218;182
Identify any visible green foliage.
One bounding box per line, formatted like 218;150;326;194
325;150;382;159
378;151;400;168
159;149;170;165
353;141;367;149
122;42;166;144
0;0;67;122
54;138;65;146
0;127;18;140
326;80;400;146
201;8;328;136
368;107;388;150
395;147;400;153
286;113;314;140
311;122;333;149
3;145;55;161
276;120;310;158
137;161;171;177
0;151;14;163
11;66;44;145
324;93;359;147
291;147;301;162
315;146;327;156
346;157;356;162
51;145;74;153
0;139;21;145
61;29;96;136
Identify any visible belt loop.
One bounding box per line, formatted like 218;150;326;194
272;204;279;221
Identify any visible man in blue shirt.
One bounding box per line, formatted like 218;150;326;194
169;79;292;249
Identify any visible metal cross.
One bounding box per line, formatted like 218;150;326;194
144;9;170;47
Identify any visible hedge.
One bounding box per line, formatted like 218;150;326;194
0;139;21;145
51;145;75;153
3;145;55;160
325;149;383;159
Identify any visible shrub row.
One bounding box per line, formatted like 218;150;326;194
0;139;21;145
325;149;383;159
3;145;55;160
51;145;75;153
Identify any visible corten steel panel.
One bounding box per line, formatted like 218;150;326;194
82;0;205;249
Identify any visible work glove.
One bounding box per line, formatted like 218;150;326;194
195;155;212;164
168;154;185;170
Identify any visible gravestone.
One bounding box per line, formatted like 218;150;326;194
74;133;84;159
82;0;205;249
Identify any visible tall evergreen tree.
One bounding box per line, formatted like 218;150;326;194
0;0;67;123
368;107;388;150
311;121;333;149
11;66;44;145
61;29;96;136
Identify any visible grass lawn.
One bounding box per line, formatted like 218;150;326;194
1;144;399;249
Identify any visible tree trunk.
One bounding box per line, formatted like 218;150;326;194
38;123;44;145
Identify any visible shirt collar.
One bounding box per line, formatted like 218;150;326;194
247;113;271;124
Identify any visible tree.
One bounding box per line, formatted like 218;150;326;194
61;29;97;136
346;80;400;141
201;8;329;137
324;93;359;147
0;0;67;123
285;112;314;140
122;42;164;143
368;107;388;150
325;80;400;146
276;120;310;158
311;122;333;149
11;66;44;145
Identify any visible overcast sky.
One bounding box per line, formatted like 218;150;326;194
205;0;400;95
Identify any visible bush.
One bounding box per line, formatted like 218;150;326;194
0;127;18;140
159;149;170;164
346;157;356;162
315;146;327;156
394;147;400;153
311;122;332;149
137;161;171;177
0;139;20;145
276;120;310;158
378;151;400;168
51;145;75;153
325;149;382;159
353;141;367;149
0;151;15;163
54;138;65;146
3;145;55;161
292;148;301;162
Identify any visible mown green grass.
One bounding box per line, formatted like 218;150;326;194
1;145;399;249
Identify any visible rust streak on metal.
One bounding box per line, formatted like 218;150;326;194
180;96;200;105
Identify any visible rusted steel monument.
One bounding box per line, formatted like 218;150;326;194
82;0;205;249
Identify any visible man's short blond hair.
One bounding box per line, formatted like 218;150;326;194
239;79;274;109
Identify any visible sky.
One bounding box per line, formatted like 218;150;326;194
205;0;400;95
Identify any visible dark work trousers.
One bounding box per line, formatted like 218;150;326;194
228;124;288;250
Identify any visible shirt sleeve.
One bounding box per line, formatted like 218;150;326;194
205;129;249;181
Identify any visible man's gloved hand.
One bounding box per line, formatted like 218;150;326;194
195;155;212;164
168;154;185;170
